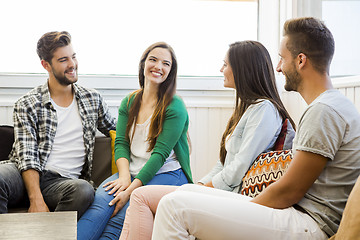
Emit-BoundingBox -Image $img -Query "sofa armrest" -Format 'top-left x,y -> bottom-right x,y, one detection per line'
92,136 -> 112,187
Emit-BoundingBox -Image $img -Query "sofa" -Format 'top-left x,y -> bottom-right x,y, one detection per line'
0,125 -> 113,212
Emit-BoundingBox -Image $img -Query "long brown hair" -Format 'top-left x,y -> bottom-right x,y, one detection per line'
125,42 -> 178,151
219,41 -> 295,164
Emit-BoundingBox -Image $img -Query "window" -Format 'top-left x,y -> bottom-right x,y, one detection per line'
0,0 -> 258,76
322,0 -> 360,77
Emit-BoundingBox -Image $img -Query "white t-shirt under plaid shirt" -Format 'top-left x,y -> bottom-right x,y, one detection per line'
6,82 -> 116,182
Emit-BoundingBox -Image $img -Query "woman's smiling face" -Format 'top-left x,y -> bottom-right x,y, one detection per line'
144,47 -> 172,86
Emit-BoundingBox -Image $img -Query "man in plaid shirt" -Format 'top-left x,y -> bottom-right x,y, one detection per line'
0,31 -> 116,219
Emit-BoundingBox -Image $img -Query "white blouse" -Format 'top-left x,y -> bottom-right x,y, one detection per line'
129,115 -> 181,177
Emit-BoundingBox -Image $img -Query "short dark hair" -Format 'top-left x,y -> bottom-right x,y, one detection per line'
283,17 -> 335,74
36,31 -> 71,63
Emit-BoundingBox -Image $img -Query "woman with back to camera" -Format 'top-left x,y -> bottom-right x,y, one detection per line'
119,40 -> 296,240
77,42 -> 192,240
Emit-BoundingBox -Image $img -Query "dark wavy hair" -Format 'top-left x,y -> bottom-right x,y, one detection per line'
219,41 -> 295,164
36,31 -> 71,63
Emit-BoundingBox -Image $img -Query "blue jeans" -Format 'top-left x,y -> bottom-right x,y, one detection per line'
77,168 -> 188,240
0,163 -> 94,219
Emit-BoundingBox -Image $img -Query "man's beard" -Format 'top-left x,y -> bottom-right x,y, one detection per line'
53,68 -> 78,86
283,65 -> 301,92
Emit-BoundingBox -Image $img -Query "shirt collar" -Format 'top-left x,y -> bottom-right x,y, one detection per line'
40,81 -> 81,107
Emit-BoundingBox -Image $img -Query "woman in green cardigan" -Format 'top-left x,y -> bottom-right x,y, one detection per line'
77,42 -> 192,240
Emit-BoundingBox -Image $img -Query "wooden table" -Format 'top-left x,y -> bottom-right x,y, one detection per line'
0,211 -> 76,240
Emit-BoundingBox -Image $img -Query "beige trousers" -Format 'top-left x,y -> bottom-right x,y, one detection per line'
152,184 -> 327,240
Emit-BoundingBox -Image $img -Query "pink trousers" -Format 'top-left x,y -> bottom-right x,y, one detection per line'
119,185 -> 178,240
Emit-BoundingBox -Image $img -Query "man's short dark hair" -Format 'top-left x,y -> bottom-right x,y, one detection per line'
36,31 -> 71,63
283,17 -> 335,74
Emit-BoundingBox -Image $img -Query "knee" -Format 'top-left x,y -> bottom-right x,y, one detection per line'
0,174 -> 7,197
158,191 -> 183,209
156,191 -> 193,222
0,173 -> 6,190
130,187 -> 147,205
155,191 -> 182,221
177,183 -> 197,192
68,181 -> 94,218
0,164 -> 20,193
70,180 -> 95,205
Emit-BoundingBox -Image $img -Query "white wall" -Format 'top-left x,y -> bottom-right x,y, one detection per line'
281,75 -> 360,126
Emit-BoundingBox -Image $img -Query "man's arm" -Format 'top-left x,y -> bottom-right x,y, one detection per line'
330,175 -> 360,239
251,150 -> 328,209
96,92 -> 117,135
21,169 -> 49,212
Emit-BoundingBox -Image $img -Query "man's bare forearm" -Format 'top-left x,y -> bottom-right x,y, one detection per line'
21,169 -> 49,212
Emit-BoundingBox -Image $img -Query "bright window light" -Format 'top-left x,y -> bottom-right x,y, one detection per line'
322,0 -> 360,77
0,0 -> 258,76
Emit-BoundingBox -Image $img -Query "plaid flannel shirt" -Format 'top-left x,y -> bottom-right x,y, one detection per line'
7,82 -> 116,182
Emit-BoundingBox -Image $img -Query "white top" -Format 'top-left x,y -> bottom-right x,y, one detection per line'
45,97 -> 85,178
129,115 -> 180,177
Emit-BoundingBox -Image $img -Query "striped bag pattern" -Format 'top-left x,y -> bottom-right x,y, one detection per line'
240,150 -> 293,198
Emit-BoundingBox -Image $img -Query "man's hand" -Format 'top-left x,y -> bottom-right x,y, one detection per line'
28,198 -> 50,213
22,169 -> 50,213
204,181 -> 214,188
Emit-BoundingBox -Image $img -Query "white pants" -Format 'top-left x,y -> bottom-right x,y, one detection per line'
152,184 -> 328,240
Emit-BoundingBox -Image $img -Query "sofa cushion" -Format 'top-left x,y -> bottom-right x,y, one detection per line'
109,130 -> 117,174
0,125 -> 14,161
92,136 -> 112,187
240,149 -> 293,198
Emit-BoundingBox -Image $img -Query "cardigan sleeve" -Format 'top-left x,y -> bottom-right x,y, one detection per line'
114,95 -> 132,162
135,96 -> 189,185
